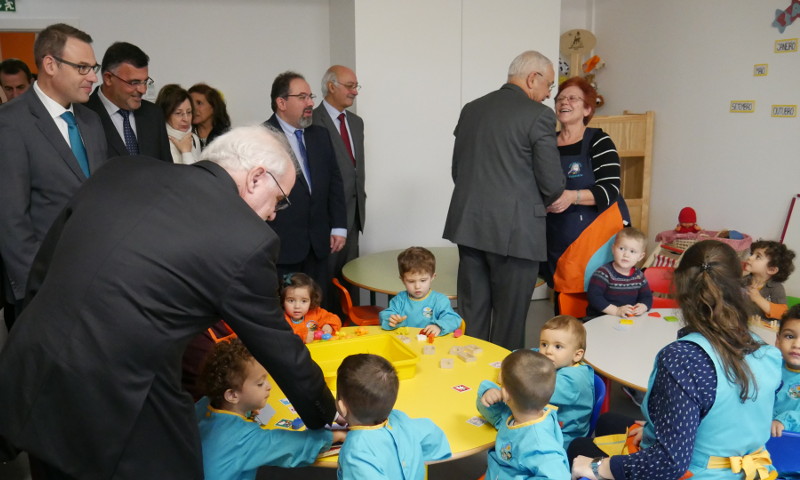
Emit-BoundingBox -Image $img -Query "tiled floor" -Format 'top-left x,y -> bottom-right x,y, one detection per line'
0,299 -> 643,480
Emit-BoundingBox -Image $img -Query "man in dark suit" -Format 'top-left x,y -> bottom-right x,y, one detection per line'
312,65 -> 366,310
264,71 -> 347,303
0,126 -> 337,479
443,50 -> 565,350
0,23 -> 108,328
86,41 -> 172,162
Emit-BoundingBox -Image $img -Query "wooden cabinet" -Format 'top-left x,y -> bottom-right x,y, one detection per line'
587,111 -> 654,236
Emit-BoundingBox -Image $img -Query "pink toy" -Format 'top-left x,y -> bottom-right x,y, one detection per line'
453,328 -> 463,338
314,330 -> 324,340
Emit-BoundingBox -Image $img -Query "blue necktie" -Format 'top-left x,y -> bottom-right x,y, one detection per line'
60,111 -> 90,177
118,109 -> 139,155
293,129 -> 311,187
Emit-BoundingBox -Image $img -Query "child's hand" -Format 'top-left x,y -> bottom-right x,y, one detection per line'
388,314 -> 407,327
422,324 -> 442,336
772,419 -> 785,437
632,303 -> 648,316
616,305 -> 634,317
332,430 -> 347,444
747,285 -> 765,302
305,331 -> 315,344
321,324 -> 333,335
628,420 -> 645,448
480,388 -> 503,407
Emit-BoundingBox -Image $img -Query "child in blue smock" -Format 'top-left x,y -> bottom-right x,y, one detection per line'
379,246 -> 462,336
773,304 -> 800,437
477,349 -> 570,480
537,315 -> 594,449
196,340 -> 345,480
336,353 -> 451,480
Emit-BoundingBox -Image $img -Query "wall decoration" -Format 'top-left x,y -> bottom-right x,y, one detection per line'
730,101 -> 756,113
771,105 -> 797,117
773,0 -> 800,33
775,38 -> 798,52
753,64 -> 768,76
0,1 -> 16,12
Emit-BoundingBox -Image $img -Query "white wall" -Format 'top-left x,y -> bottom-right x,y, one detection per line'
563,0 -> 800,241
1,0 -> 331,126
356,0 -> 561,253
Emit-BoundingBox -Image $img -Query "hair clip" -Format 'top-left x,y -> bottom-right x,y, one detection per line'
700,262 -> 711,272
282,273 -> 294,287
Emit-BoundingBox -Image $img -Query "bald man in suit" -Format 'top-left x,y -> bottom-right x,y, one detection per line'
0,24 -> 107,327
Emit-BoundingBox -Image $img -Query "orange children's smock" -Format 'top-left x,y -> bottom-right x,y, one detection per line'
284,307 -> 342,342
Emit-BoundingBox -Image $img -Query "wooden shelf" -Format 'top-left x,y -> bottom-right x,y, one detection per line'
588,111 -> 654,235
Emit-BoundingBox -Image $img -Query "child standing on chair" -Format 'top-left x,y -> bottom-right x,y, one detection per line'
773,304 -> 800,438
196,339 -> 345,480
477,349 -> 570,479
744,240 -> 795,321
336,353 -> 451,480
537,315 -> 595,449
379,247 -> 462,336
281,273 -> 342,343
586,227 -> 653,318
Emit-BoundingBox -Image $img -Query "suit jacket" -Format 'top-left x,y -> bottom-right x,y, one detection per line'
86,87 -> 172,162
0,157 -> 337,479
264,114 -> 347,264
0,88 -> 108,301
312,104 -> 366,232
443,83 -> 565,261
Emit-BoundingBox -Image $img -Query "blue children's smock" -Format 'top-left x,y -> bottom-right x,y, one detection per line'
476,380 -> 569,480
379,290 -> 461,335
551,362 -> 595,449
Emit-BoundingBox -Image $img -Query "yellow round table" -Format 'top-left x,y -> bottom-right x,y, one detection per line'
263,325 -> 510,467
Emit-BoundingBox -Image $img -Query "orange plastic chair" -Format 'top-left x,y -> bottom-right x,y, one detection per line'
331,278 -> 383,326
558,292 -> 589,318
644,266 -> 679,308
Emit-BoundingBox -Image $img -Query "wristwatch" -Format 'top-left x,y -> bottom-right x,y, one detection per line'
591,456 -> 610,480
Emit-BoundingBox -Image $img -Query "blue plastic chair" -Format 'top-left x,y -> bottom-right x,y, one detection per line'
589,374 -> 607,436
766,430 -> 800,478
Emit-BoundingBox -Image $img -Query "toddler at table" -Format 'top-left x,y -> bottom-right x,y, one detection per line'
281,272 -> 342,343
743,240 -> 795,322
476,349 -> 570,480
336,353 -> 451,480
379,246 -> 462,336
537,315 -> 595,449
195,339 -> 344,480
772,304 -> 800,439
586,227 -> 653,319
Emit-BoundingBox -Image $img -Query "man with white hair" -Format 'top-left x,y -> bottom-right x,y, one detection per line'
0,126 -> 337,479
443,50 -> 565,351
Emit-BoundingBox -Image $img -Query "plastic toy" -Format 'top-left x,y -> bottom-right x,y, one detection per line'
397,335 -> 411,344
291,418 -> 304,430
422,345 -> 436,355
417,334 -> 427,342
355,327 -> 369,336
396,327 -> 409,335
449,346 -> 463,355
647,312 -> 661,317
453,328 -> 463,338
314,330 -> 324,340
455,349 -> 476,363
619,318 -> 634,325
463,345 -> 483,356
321,333 -> 332,341
440,358 -> 454,369
426,333 -> 435,344
675,207 -> 701,234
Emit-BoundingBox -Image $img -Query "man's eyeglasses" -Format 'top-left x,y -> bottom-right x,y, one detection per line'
334,81 -> 361,91
51,55 -> 100,75
108,70 -> 155,89
534,72 -> 555,92
266,171 -> 291,211
555,95 -> 584,104
284,93 -> 316,102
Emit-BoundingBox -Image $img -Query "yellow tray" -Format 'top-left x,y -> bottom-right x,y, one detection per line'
306,333 -> 419,390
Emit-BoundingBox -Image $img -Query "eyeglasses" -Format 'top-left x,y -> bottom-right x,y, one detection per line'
534,72 -> 555,92
108,70 -> 155,89
555,95 -> 584,104
333,81 -> 361,91
284,93 -> 316,102
51,55 -> 100,75
266,170 -> 291,211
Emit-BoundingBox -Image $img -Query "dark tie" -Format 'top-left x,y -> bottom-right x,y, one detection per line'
60,111 -> 90,177
118,109 -> 139,155
338,112 -> 355,166
293,129 -> 311,187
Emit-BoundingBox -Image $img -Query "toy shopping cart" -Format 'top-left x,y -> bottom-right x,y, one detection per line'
644,230 -> 753,269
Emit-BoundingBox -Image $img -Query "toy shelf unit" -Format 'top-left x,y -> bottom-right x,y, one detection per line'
587,111 -> 654,236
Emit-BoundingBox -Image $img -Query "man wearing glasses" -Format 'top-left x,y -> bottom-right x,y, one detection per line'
86,41 -> 172,162
0,23 -> 108,328
313,65 -> 367,314
443,50 -> 565,351
264,71 -> 347,305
